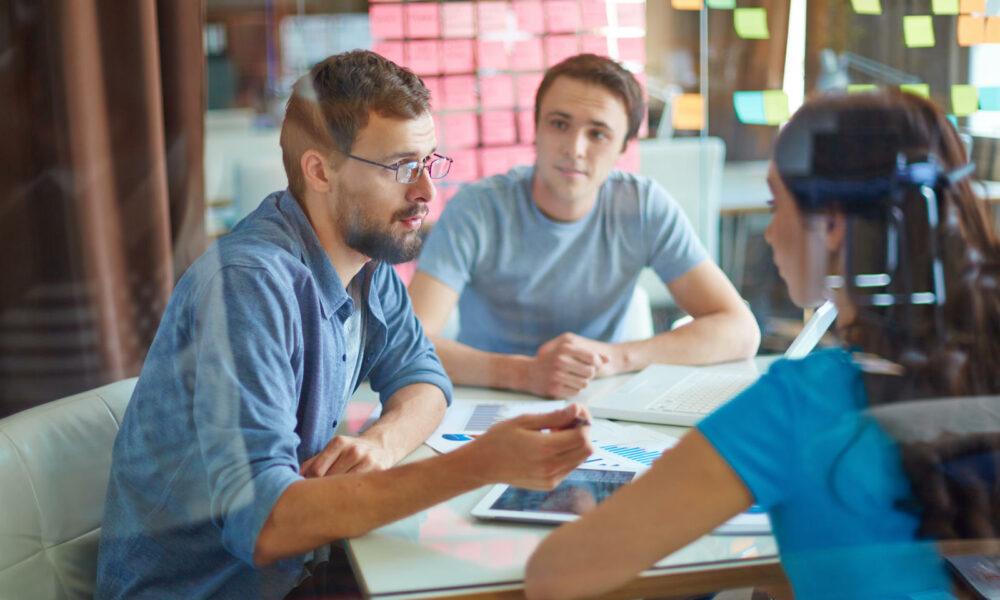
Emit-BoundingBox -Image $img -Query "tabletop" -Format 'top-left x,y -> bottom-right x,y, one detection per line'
344,371 -> 786,600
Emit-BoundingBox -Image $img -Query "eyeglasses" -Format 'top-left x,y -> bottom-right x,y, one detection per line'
344,152 -> 453,184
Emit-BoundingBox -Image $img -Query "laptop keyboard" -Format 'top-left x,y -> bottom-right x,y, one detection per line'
645,372 -> 755,415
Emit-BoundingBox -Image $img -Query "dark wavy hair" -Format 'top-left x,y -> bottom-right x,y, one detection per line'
773,90 -> 1000,539
279,50 -> 430,201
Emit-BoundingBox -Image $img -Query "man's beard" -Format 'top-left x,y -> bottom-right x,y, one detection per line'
342,205 -> 424,265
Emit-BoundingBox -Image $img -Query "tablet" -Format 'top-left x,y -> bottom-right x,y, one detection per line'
470,466 -> 639,525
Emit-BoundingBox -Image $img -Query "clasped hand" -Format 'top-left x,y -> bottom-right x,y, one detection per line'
300,435 -> 396,478
529,333 -> 615,398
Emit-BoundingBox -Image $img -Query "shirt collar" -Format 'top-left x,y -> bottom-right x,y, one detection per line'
276,189 -> 350,320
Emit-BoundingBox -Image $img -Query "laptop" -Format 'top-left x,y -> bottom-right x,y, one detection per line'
588,301 -> 838,426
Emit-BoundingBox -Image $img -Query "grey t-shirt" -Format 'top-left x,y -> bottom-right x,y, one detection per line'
340,274 -> 367,400
417,166 -> 708,355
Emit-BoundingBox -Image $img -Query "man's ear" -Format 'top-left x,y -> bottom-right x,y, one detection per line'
825,211 -> 846,253
301,149 -> 333,193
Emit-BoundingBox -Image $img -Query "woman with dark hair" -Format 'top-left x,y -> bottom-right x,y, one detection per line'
525,90 -> 1000,600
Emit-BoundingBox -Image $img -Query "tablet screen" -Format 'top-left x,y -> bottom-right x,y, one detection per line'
488,468 -> 635,516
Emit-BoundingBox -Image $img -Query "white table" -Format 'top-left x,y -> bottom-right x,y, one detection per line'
345,371 -> 785,600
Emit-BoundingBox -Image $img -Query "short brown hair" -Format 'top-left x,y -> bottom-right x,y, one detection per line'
280,50 -> 430,200
533,54 -> 645,149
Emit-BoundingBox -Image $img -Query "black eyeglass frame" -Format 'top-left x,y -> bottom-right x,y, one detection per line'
343,152 -> 453,184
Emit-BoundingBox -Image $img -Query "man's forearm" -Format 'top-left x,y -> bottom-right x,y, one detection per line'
360,383 -> 448,464
610,307 -> 760,372
254,443 -> 490,565
429,335 -> 533,392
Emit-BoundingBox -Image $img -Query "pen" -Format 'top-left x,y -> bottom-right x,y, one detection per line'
569,416 -> 591,428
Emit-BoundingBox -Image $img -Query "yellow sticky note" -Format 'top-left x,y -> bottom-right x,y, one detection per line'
672,94 -> 704,130
986,16 -> 1000,43
958,15 -> 986,46
932,0 -> 959,14
671,0 -> 702,9
952,85 -> 979,116
734,8 -> 770,39
903,15 -> 936,47
847,84 -> 878,94
960,0 -> 985,13
762,90 -> 790,125
851,0 -> 882,14
900,84 -> 930,98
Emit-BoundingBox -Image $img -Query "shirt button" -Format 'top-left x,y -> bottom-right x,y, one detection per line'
341,354 -> 346,361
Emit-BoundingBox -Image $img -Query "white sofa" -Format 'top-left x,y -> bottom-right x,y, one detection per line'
0,378 -> 136,599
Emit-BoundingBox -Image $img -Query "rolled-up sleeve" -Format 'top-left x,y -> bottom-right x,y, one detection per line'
190,266 -> 305,565
366,264 -> 453,406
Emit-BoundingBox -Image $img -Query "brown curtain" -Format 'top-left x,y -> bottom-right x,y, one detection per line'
0,0 -> 206,417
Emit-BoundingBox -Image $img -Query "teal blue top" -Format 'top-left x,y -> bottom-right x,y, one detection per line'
698,349 -> 953,600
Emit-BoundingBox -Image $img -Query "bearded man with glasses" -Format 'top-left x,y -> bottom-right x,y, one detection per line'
97,50 -> 592,600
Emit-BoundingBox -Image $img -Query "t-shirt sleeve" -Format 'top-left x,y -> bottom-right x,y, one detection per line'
366,264 -> 454,406
415,186 -> 485,293
642,179 -> 709,284
189,266 -> 304,566
696,352 -> 858,509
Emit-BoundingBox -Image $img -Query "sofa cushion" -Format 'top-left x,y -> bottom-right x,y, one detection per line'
0,378 -> 136,600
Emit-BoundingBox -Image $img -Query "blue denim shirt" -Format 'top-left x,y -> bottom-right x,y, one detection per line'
97,190 -> 452,599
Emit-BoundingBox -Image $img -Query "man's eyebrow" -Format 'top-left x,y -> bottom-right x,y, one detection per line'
381,147 -> 438,162
543,110 -> 612,130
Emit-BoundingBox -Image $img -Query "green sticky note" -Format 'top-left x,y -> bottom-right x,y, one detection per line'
931,0 -> 959,14
899,83 -> 930,98
851,0 -> 882,14
847,84 -> 878,93
903,15 -> 936,47
706,0 -> 736,8
762,90 -> 790,124
952,85 -> 979,116
734,8 -> 770,39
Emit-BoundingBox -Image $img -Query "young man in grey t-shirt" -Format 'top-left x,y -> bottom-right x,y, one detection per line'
408,54 -> 760,399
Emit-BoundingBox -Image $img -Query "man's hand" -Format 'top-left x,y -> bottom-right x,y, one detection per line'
465,403 -> 594,490
300,436 -> 396,478
527,333 -> 614,398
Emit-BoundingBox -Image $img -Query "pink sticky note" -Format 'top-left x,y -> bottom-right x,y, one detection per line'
580,34 -> 609,56
443,75 -> 479,110
517,72 -> 545,108
616,143 -> 640,173
441,39 -> 475,73
370,4 -> 405,40
448,149 -> 480,182
404,40 -> 441,75
373,41 -> 405,66
512,37 -> 545,71
442,2 -> 475,38
480,146 -> 532,178
544,35 -> 580,67
617,3 -> 646,29
480,111 -> 518,146
545,1 -> 582,32
405,3 -> 440,39
618,37 -> 646,63
480,74 -> 516,109
478,2 -> 509,35
517,110 -> 536,143
443,112 -> 480,149
581,2 -> 609,29
513,1 -> 546,34
393,262 -> 417,285
422,76 -> 442,109
477,39 -> 510,71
